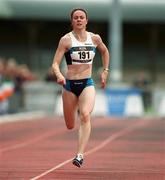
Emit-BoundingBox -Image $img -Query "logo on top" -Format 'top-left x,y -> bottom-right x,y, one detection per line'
78,47 -> 87,51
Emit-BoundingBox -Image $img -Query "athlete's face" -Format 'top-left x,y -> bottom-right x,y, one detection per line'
71,10 -> 88,30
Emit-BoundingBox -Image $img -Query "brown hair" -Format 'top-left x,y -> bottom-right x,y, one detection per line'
70,8 -> 88,20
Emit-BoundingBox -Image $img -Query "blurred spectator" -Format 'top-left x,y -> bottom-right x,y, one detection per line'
11,64 -> 37,113
17,64 -> 37,81
45,67 -> 57,82
133,71 -> 150,90
132,71 -> 151,112
0,57 -> 37,114
0,57 -> 15,114
3,58 -> 17,82
0,58 -> 5,85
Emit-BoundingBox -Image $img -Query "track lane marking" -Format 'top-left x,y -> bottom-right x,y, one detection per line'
49,169 -> 164,173
1,117 -> 108,153
1,127 -> 67,153
30,120 -> 149,180
0,111 -> 46,124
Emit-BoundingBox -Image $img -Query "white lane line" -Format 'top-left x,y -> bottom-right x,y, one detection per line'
51,169 -> 163,173
30,120 -> 149,180
85,120 -> 147,157
1,128 -> 67,153
0,111 -> 46,124
30,158 -> 74,180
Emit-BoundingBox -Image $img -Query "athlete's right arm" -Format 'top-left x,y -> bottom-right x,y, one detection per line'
52,35 -> 69,85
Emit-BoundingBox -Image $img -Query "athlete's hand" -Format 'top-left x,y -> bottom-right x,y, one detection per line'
100,70 -> 108,89
56,75 -> 66,85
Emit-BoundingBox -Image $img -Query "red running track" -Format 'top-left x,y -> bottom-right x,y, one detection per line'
0,116 -> 164,180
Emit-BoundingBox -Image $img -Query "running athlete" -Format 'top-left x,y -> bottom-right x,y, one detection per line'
52,8 -> 110,168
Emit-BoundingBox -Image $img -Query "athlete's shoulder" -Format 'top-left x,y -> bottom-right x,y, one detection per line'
59,32 -> 71,49
60,33 -> 71,43
89,32 -> 102,46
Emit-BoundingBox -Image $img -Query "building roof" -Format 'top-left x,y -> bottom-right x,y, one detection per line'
0,0 -> 165,22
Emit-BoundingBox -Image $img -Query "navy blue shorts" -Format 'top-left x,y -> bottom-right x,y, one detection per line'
63,78 -> 94,97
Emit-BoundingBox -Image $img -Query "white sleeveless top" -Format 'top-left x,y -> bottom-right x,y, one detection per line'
64,32 -> 96,65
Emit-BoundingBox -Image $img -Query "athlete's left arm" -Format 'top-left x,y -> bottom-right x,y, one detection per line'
93,34 -> 110,88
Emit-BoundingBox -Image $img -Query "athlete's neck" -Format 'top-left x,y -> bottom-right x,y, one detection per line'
72,30 -> 87,42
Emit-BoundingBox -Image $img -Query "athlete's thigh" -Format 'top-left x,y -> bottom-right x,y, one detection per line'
62,89 -> 78,126
78,86 -> 96,114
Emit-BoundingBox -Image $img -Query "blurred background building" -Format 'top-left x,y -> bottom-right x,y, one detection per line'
0,0 -> 165,116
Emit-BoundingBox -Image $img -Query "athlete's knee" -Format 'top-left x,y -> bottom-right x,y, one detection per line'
66,124 -> 74,130
80,111 -> 90,122
65,120 -> 75,129
64,115 -> 75,129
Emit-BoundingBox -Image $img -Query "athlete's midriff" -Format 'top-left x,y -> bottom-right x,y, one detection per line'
66,64 -> 92,80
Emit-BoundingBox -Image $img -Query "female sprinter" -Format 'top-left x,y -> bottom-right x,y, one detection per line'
52,8 -> 110,167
